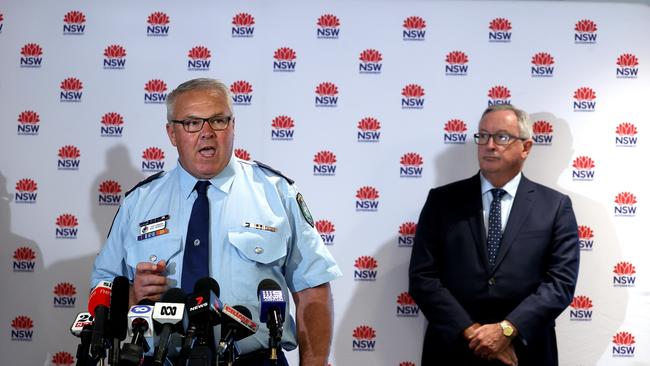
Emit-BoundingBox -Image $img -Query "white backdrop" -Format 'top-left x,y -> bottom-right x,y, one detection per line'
0,1 -> 649,365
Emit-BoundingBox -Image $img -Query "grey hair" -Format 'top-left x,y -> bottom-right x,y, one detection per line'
166,78 -> 232,122
480,104 -> 532,139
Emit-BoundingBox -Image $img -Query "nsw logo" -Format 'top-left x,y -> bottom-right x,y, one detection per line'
147,12 -> 170,36
357,117 -> 381,143
489,18 -> 512,42
56,214 -> 79,239
17,110 -> 40,136
20,43 -> 43,68
315,82 -> 338,107
13,247 -> 36,272
487,85 -> 511,106
234,148 -> 251,161
317,14 -> 340,39
573,87 -> 597,111
142,147 -> 165,172
616,53 -> 639,79
57,145 -> 81,170
98,180 -> 122,206
572,156 -> 595,181
100,112 -> 124,137
230,80 -> 253,106
273,47 -> 296,72
531,52 -> 554,77
532,120 -> 554,145
232,13 -> 255,38
445,51 -> 468,76
313,151 -> 337,176
401,84 -> 425,109
574,19 -> 597,44
613,261 -> 636,287
188,46 -> 211,71
51,352 -> 75,366
315,220 -> 335,245
400,153 -> 423,178
11,316 -> 34,341
403,16 -> 426,41
443,119 -> 468,144
144,79 -> 168,104
612,332 -> 636,358
53,282 -> 77,308
614,192 -> 637,217
396,292 -> 419,317
615,122 -> 637,147
271,115 -> 295,141
60,77 -> 83,102
354,256 -> 378,281
359,49 -> 383,74
569,295 -> 593,321
356,186 -> 379,212
398,222 -> 416,247
578,225 -> 594,251
352,325 -> 376,351
103,45 -> 126,70
14,178 -> 38,204
63,11 -> 85,35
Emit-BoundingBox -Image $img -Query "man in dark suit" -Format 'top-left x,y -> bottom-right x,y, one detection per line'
408,105 -> 579,366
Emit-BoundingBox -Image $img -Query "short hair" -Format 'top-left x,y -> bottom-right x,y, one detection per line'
166,78 -> 232,122
480,104 -> 532,139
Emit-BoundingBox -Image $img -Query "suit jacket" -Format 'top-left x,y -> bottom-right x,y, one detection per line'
408,173 -> 579,366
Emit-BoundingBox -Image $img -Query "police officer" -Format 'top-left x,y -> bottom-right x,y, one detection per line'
91,78 -> 341,365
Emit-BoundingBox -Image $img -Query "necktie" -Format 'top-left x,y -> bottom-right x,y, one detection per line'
487,188 -> 506,266
181,180 -> 211,293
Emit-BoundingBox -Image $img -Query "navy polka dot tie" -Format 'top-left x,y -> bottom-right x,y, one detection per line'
181,180 -> 211,293
487,188 -> 506,266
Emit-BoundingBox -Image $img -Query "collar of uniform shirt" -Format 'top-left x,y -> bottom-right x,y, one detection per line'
177,156 -> 237,199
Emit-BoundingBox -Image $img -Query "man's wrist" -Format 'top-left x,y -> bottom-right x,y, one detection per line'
500,320 -> 517,338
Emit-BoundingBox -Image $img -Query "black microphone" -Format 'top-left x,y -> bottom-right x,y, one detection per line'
109,276 -> 130,366
119,300 -> 154,366
218,305 -> 258,365
88,281 -> 113,362
70,312 -> 94,366
257,279 -> 286,363
181,277 -> 222,366
152,288 -> 187,366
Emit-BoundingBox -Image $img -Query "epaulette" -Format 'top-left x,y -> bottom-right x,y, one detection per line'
254,160 -> 294,185
124,171 -> 165,198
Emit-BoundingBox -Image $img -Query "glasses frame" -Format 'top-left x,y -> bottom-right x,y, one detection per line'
170,115 -> 233,133
473,132 -> 527,146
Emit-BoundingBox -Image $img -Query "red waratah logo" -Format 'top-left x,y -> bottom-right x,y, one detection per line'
188,46 -> 211,60
313,151 -> 337,176
142,147 -> 165,161
101,112 -> 124,126
14,247 -> 36,261
233,12 -> 255,26
357,117 -> 381,142
144,79 -> 168,103
614,192 -> 638,216
614,261 -> 636,276
64,11 -> 85,24
444,119 -> 468,133
271,115 -> 295,141
572,156 -> 595,169
613,332 -> 635,346
615,122 -> 638,147
401,84 -> 425,109
488,85 -> 511,105
52,352 -> 75,366
99,180 -> 122,195
17,110 -> 40,135
315,82 -> 339,107
21,43 -> 43,57
396,291 -> 420,316
54,282 -> 77,297
570,295 -> 593,310
272,115 -> 295,129
612,332 -> 636,357
231,80 -> 253,106
616,53 -> 639,78
446,51 -> 468,64
400,153 -> 423,166
104,45 -> 126,58
58,145 -> 80,159
359,49 -> 383,71
397,292 -> 415,306
489,18 -> 512,42
316,220 -> 335,245
403,16 -> 426,40
12,316 -> 34,330
234,148 -> 251,161
148,12 -> 169,25
400,153 -> 423,177
356,186 -> 379,201
273,47 -> 297,72
578,225 -> 594,240
317,14 -> 340,39
532,120 -> 554,142
352,325 -> 376,340
399,222 -> 417,236
531,52 -> 555,76
575,20 -> 597,43
355,256 -> 378,270
56,214 -> 78,228
574,87 -> 596,101
61,77 -> 83,91
147,12 -> 170,36
15,179 -> 37,192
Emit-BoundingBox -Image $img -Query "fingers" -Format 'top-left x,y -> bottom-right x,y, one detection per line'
133,260 -> 168,303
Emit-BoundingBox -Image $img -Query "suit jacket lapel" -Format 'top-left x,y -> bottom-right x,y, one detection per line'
467,174 -> 490,272
492,174 -> 536,271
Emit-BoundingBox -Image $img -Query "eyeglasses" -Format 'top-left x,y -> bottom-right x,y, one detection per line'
473,132 -> 526,145
170,115 -> 233,133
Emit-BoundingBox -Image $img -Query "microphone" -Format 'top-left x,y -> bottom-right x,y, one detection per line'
119,301 -> 154,366
88,281 -> 112,362
109,276 -> 130,366
218,305 -> 258,365
152,288 -> 187,366
258,279 -> 286,363
181,277 -> 222,366
70,312 -> 94,366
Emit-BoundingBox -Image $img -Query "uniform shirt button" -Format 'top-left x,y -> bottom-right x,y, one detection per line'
254,247 -> 264,254
488,277 -> 496,286
149,255 -> 157,262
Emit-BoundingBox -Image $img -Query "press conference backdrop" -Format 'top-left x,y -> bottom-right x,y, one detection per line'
1,1 -> 649,365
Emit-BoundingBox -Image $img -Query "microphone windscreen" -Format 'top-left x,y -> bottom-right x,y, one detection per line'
232,305 -> 253,320
110,276 -> 130,340
193,277 -> 220,297
257,278 -> 281,298
88,282 -> 112,316
160,287 -> 187,303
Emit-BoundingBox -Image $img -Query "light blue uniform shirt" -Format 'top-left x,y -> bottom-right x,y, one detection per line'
91,156 -> 342,354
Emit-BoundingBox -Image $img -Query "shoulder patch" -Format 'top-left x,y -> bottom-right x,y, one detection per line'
124,171 -> 165,198
254,160 -> 294,185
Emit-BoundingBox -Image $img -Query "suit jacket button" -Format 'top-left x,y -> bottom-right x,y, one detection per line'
488,277 -> 496,286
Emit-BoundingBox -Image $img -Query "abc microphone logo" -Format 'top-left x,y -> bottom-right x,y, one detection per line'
159,305 -> 179,316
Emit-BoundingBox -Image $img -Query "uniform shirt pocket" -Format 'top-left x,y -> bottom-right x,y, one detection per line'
125,235 -> 182,270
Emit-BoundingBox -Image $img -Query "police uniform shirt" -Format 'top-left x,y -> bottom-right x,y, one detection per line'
91,156 -> 342,354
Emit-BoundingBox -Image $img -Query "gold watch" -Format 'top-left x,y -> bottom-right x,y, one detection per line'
500,321 -> 514,337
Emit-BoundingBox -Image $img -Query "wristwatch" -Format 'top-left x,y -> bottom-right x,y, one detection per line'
500,321 -> 514,337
